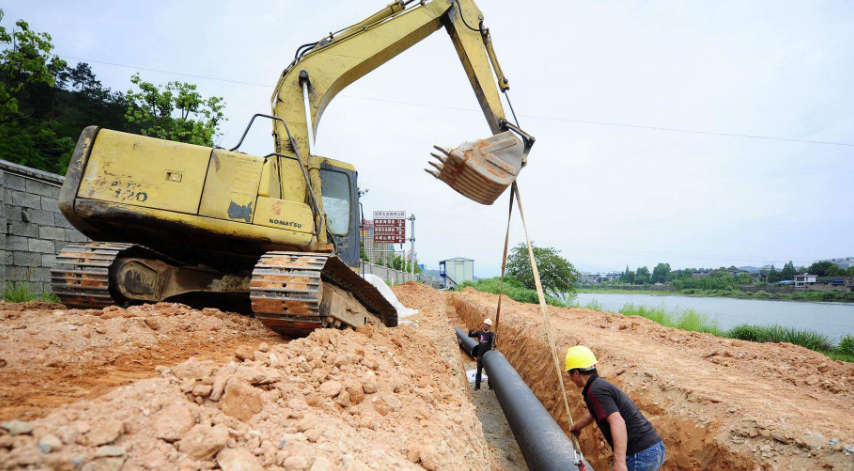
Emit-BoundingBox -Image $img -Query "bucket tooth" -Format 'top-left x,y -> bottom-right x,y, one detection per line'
428,161 -> 444,172
425,169 -> 440,178
429,152 -> 447,163
432,145 -> 452,156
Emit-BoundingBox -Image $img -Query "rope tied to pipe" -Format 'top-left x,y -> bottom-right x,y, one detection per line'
494,182 -> 585,460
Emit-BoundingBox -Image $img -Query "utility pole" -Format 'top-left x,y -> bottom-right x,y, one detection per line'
408,214 -> 416,279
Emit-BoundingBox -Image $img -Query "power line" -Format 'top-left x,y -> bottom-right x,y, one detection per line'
58,53 -> 854,147
58,54 -> 271,88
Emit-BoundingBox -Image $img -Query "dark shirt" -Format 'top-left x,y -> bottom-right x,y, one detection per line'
582,372 -> 661,455
467,330 -> 495,356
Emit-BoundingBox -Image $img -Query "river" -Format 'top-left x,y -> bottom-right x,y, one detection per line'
575,292 -> 854,342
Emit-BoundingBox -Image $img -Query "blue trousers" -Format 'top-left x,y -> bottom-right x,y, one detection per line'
623,441 -> 665,471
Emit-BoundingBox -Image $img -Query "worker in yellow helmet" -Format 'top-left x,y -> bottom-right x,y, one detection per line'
566,346 -> 665,471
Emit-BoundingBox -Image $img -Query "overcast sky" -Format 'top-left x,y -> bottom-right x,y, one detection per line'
6,0 -> 853,276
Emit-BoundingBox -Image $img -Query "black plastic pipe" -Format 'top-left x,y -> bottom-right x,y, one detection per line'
455,327 -> 592,471
455,327 -> 478,356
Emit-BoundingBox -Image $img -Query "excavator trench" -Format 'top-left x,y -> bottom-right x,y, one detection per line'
449,288 -> 854,471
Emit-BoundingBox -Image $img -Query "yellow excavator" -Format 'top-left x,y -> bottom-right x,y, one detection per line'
52,0 -> 534,336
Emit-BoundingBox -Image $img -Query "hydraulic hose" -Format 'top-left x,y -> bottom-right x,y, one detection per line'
455,327 -> 592,471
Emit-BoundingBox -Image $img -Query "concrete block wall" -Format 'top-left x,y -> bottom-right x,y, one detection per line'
0,159 -> 88,294
360,261 -> 440,288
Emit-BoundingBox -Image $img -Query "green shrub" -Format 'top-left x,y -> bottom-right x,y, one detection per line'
585,299 -> 603,311
728,324 -> 762,342
838,335 -> 854,357
726,324 -> 834,353
2,282 -> 59,303
752,291 -> 773,300
458,277 -> 567,307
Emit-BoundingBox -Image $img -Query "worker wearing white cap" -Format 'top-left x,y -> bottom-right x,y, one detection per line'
467,318 -> 495,391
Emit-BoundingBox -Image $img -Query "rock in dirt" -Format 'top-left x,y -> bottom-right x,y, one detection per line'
37,434 -> 63,452
221,380 -> 263,422
283,455 -> 309,470
216,447 -> 264,471
235,345 -> 255,362
94,445 -> 125,457
318,380 -> 342,397
177,423 -> 229,460
86,419 -> 123,446
0,420 -> 33,436
153,403 -> 195,442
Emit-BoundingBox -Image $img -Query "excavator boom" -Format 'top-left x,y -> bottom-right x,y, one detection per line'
271,0 -> 534,209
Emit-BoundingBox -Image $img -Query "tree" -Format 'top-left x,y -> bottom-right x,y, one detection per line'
124,74 -> 226,147
621,265 -> 635,284
651,263 -> 671,284
0,10 -> 65,121
635,266 -> 651,285
780,261 -> 796,281
506,243 -> 578,294
767,266 -> 780,284
807,261 -> 843,277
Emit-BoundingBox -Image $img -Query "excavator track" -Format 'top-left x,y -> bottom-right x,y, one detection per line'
50,242 -> 133,308
250,252 -> 397,336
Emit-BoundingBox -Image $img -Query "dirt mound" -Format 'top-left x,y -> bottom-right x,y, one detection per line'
0,302 -> 282,422
393,282 -> 446,313
0,302 -> 492,471
451,291 -> 854,471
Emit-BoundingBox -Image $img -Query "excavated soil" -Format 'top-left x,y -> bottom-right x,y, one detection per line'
6,283 -> 850,470
450,288 -> 854,471
0,289 -> 493,471
0,301 -> 283,423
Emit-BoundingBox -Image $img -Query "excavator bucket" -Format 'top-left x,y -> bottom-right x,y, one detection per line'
426,131 -> 526,205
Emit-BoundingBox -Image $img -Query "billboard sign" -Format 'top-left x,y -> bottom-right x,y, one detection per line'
373,211 -> 406,244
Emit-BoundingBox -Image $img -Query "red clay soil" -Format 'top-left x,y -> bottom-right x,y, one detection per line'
450,288 -> 854,471
0,301 -> 283,422
0,291 -> 493,471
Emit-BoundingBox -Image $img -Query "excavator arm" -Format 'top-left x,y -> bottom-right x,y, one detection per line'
271,0 -> 533,212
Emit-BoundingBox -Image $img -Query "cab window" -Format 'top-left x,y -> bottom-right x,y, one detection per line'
319,169 -> 351,236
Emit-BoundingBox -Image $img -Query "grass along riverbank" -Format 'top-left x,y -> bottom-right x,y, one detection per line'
581,301 -> 854,363
457,278 -> 567,307
458,280 -> 854,362
578,287 -> 854,303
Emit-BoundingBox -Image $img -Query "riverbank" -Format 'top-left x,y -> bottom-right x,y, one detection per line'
579,287 -> 854,303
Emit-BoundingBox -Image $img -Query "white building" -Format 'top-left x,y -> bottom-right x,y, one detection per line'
794,273 -> 817,288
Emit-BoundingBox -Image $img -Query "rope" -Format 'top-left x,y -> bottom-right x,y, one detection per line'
510,182 -> 582,452
492,183 -> 515,343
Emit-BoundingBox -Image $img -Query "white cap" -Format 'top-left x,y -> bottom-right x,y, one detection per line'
483,318 -> 493,326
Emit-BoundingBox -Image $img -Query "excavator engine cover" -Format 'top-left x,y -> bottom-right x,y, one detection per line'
428,131 -> 524,205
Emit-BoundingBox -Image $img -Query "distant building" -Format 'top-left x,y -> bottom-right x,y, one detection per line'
439,258 -> 474,289
819,257 -> 854,270
579,272 -> 598,284
794,273 -> 817,288
691,270 -> 711,279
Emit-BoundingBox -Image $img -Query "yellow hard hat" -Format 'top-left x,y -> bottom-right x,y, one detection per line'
565,345 -> 597,372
